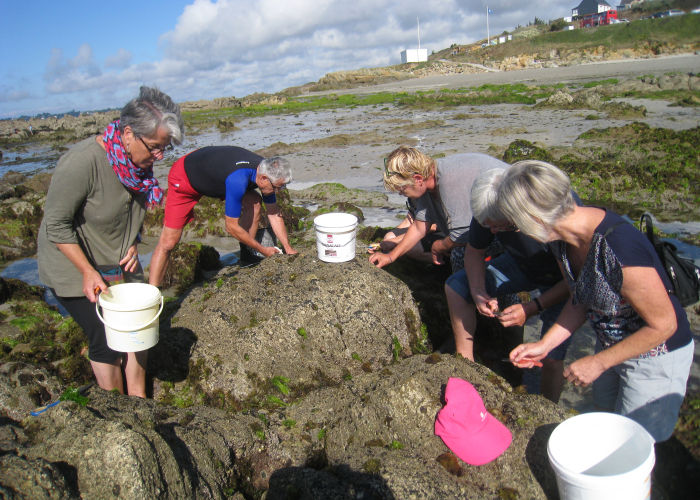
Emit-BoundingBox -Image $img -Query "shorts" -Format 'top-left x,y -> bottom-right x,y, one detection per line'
593,339 -> 694,442
52,292 -> 122,364
164,153 -> 202,229
445,252 -> 570,360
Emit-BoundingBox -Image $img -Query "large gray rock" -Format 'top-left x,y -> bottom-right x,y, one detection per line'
4,355 -> 567,499
17,387 -> 258,500
0,454 -> 77,499
2,170 -> 27,186
0,363 -> 61,422
150,254 -> 421,401
259,354 -> 566,499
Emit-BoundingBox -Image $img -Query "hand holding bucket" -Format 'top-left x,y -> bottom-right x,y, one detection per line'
95,283 -> 163,352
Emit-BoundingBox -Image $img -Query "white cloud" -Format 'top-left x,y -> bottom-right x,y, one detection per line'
104,48 -> 133,69
0,89 -> 32,103
9,0 -> 572,117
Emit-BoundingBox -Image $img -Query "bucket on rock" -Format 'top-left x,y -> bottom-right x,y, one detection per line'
547,413 -> 655,500
314,212 -> 358,263
96,283 -> 163,352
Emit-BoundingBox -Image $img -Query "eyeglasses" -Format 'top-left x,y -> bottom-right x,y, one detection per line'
272,182 -> 287,193
483,221 -> 518,232
138,136 -> 173,158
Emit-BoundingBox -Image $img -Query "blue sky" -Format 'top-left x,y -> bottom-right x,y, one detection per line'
0,1 -> 573,118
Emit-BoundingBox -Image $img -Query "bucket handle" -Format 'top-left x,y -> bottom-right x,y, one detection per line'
315,235 -> 356,248
95,296 -> 164,332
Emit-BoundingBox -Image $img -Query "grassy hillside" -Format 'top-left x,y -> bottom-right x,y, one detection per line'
448,14 -> 700,63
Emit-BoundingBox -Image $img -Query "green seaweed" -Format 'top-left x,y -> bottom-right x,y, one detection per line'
362,459 -> 382,474
389,440 -> 404,450
272,375 -> 290,395
59,385 -> 89,406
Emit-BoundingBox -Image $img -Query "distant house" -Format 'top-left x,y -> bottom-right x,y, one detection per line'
572,0 -> 612,17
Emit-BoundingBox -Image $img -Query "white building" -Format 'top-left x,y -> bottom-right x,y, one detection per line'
401,49 -> 428,63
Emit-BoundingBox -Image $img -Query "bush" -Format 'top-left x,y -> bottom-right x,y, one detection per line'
550,19 -> 569,32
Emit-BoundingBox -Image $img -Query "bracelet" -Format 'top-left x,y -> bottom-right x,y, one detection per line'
533,297 -> 543,313
388,254 -> 394,263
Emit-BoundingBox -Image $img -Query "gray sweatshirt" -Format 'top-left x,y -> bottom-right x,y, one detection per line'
413,153 -> 507,244
38,137 -> 146,297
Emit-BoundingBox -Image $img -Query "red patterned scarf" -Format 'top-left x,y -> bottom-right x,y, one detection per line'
102,120 -> 163,207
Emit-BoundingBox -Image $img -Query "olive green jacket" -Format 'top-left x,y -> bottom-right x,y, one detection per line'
38,137 -> 146,297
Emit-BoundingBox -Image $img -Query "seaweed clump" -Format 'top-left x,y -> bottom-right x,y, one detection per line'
502,139 -> 554,164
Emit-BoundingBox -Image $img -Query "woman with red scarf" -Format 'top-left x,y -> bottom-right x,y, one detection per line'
38,86 -> 184,398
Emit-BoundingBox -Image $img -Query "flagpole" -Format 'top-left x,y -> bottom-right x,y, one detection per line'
417,17 -> 420,50
487,7 -> 490,46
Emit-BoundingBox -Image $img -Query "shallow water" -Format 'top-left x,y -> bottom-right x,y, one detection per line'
0,258 -> 66,315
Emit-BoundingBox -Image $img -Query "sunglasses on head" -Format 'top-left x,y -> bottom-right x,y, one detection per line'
383,157 -> 402,178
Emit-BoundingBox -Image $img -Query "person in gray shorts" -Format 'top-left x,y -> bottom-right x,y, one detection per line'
369,146 -> 504,270
445,168 -> 573,403
503,160 -> 694,442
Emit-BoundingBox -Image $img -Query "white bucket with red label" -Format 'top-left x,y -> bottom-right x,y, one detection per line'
314,213 -> 358,263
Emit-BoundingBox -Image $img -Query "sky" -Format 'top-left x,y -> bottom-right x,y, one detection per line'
0,0 -> 574,118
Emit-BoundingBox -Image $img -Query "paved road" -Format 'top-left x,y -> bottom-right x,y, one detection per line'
306,53 -> 699,96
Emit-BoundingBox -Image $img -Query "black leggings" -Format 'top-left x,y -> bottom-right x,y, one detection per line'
52,291 -> 122,364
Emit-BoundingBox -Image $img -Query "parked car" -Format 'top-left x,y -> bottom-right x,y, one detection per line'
619,18 -> 630,23
666,10 -> 686,16
691,8 -> 700,14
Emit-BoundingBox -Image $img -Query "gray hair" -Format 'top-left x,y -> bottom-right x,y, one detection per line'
119,85 -> 185,145
258,157 -> 292,184
497,160 -> 575,243
470,168 -> 507,224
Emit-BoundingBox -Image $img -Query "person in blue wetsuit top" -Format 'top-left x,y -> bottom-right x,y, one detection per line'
149,146 -> 297,286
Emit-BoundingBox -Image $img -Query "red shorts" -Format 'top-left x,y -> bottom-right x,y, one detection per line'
163,153 -> 202,229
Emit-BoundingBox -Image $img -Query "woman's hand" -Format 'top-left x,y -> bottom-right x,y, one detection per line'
83,268 -> 107,303
473,293 -> 498,318
369,252 -> 394,268
120,243 -> 139,273
510,342 -> 548,368
563,355 -> 607,387
497,303 -> 529,327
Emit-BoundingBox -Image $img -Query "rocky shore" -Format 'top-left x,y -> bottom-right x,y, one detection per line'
1,58 -> 700,499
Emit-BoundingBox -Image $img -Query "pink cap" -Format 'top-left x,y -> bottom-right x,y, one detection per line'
435,377 -> 512,466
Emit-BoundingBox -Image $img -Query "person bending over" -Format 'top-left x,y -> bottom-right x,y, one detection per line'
149,146 -> 297,286
445,168 -> 574,402
369,146 -> 503,271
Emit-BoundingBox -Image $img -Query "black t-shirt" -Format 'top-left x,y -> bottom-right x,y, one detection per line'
589,211 -> 692,352
469,217 -> 563,286
184,146 -> 264,199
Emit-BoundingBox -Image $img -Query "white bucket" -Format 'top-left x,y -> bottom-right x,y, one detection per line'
548,413 -> 655,500
314,212 -> 358,263
96,283 -> 163,352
